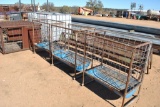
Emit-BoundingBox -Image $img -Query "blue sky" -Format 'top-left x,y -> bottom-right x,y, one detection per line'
1,0 -> 160,10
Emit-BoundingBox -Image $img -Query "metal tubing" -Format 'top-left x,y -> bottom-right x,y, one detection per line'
82,31 -> 87,85
101,31 -> 106,65
91,34 -> 95,68
121,49 -> 135,107
32,24 -> 35,53
74,33 -> 78,79
124,95 -> 138,107
150,48 -> 153,69
138,44 -> 152,94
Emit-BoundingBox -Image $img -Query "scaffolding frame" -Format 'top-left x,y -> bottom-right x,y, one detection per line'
82,30 -> 152,107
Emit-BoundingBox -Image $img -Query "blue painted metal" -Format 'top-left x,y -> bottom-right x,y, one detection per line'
86,65 -> 139,98
36,42 -> 91,71
125,89 -> 136,98
53,50 -> 91,71
53,49 -> 69,58
35,42 -> 49,49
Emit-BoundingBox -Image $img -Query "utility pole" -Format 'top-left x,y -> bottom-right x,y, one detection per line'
33,0 -> 36,12
47,0 -> 49,12
31,0 -> 33,12
19,0 -> 21,12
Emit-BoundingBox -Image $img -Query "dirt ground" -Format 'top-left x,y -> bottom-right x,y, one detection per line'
0,50 -> 160,107
72,15 -> 160,29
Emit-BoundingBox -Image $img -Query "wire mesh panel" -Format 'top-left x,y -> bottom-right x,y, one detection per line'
90,29 -> 153,73
83,30 -> 152,107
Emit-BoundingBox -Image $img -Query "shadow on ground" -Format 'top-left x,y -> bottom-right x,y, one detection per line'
35,49 -> 121,107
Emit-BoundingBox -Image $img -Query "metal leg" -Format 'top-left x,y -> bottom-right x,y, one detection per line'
121,95 -> 126,107
33,45 -> 36,54
137,85 -> 142,95
147,49 -> 153,74
124,95 -> 138,107
82,71 -> 85,86
147,60 -> 150,74
123,85 -> 142,107
51,54 -> 53,66
149,50 -> 153,69
73,66 -> 76,80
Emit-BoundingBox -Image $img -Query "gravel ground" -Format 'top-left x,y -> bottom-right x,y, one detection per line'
0,50 -> 160,107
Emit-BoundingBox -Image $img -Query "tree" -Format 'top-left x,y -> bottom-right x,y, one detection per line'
130,2 -> 136,11
71,6 -> 79,14
60,5 -> 71,13
96,0 -> 103,13
139,5 -> 143,13
41,2 -> 55,11
86,0 -> 104,14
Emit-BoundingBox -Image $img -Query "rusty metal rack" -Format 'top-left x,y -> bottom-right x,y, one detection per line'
32,19 -> 53,52
63,29 -> 153,74
31,19 -> 95,79
50,23 -> 95,79
31,18 -> 68,64
0,20 -> 40,54
81,30 -> 152,107
90,30 -> 153,74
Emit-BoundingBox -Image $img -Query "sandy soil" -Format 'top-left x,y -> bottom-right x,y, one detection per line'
72,15 -> 160,29
0,50 -> 160,107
